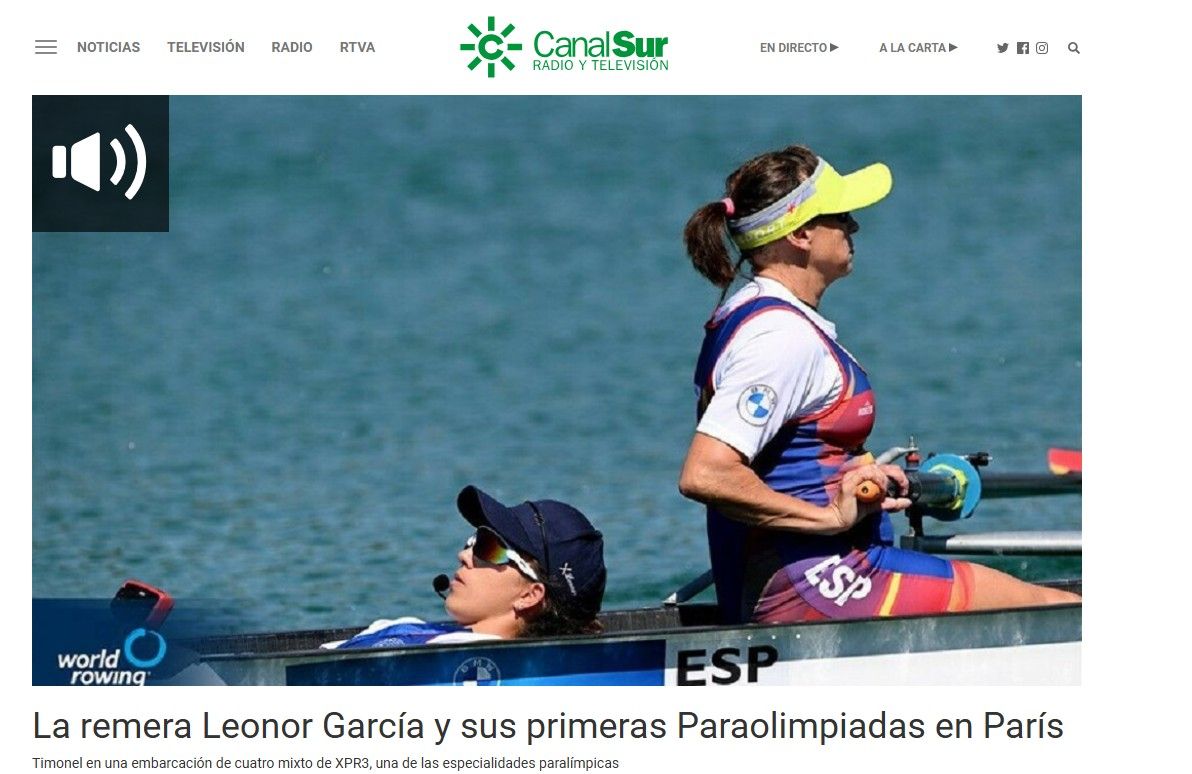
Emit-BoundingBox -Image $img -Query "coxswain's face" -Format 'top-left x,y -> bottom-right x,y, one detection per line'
444,540 -> 538,632
805,212 -> 859,281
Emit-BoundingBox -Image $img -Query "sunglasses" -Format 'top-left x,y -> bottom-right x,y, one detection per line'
465,526 -> 541,582
815,211 -> 854,226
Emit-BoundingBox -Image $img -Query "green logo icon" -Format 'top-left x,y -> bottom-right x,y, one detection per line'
460,17 -> 523,78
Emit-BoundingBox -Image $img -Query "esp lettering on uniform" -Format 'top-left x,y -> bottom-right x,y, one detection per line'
676,645 -> 778,685
803,554 -> 872,606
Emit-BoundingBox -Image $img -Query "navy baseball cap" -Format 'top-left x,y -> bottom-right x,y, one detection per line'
456,486 -> 606,617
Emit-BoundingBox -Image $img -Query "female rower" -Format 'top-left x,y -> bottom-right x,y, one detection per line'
677,144 -> 1080,625
330,486 -> 607,648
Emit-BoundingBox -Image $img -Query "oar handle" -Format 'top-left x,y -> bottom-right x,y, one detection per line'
856,480 -> 888,503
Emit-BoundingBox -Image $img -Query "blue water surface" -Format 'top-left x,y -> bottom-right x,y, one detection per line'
33,97 -> 1080,630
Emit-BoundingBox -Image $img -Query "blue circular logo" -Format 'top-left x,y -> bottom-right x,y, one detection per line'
123,628 -> 167,669
737,384 -> 777,426
453,657 -> 500,685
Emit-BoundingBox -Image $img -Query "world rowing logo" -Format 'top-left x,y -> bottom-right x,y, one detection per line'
123,628 -> 168,669
55,628 -> 167,685
459,17 -> 523,78
737,385 -> 777,426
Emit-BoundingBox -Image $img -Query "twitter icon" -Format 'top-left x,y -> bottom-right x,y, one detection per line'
997,43 -> 1009,53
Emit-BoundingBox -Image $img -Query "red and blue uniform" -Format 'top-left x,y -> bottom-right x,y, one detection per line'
694,295 -> 973,624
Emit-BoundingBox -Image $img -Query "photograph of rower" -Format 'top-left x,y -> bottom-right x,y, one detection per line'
33,97 -> 1080,683
679,146 -> 1081,624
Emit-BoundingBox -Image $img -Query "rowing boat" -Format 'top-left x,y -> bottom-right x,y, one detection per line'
191,580 -> 1080,686
29,449 -> 1082,686
134,450 -> 1082,686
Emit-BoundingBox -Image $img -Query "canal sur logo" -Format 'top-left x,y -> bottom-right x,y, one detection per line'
460,16 -> 671,76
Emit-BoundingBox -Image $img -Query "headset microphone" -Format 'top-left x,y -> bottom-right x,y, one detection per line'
433,574 -> 450,599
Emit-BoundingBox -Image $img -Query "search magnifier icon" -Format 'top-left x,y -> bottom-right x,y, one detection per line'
1068,42 -> 1080,53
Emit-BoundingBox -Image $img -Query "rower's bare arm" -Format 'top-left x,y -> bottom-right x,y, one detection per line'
679,432 -> 853,534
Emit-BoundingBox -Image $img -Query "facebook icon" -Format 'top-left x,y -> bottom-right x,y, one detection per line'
1017,42 -> 1030,54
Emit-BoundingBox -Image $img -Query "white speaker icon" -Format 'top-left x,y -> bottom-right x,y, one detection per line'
51,124 -> 147,200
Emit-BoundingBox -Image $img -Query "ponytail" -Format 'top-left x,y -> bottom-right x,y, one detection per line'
683,200 -> 740,288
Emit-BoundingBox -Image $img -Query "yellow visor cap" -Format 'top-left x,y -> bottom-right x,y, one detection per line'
728,159 -> 893,250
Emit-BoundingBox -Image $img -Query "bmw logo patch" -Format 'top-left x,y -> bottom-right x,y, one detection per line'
453,657 -> 501,686
737,385 -> 777,426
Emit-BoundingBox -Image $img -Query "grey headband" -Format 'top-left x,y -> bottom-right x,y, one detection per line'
726,158 -> 826,234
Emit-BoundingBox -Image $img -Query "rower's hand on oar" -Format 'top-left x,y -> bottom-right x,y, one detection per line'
838,465 -> 913,527
877,464 -> 913,511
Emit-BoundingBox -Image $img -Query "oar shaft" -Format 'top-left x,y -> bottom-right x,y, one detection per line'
857,471 -> 1080,503
980,473 -> 1081,498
